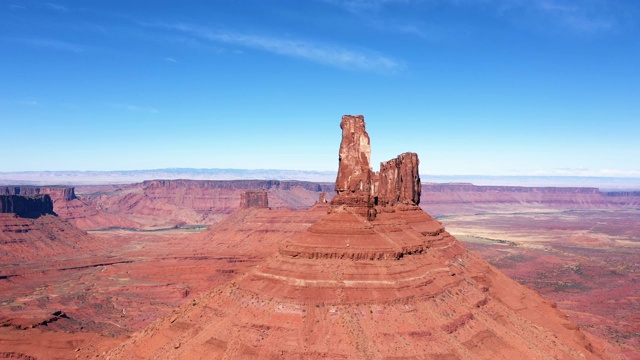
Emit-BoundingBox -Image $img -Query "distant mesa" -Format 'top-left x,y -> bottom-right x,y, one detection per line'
240,190 -> 268,209
1,185 -> 77,202
0,194 -> 55,219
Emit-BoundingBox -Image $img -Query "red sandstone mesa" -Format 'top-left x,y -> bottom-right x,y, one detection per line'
76,180 -> 333,230
0,194 -> 54,218
105,115 -> 612,359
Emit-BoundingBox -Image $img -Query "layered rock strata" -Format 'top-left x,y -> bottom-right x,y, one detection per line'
105,115 -> 610,359
1,186 -> 76,202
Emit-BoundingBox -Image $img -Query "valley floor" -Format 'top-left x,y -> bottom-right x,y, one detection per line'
0,208 -> 638,359
437,209 -> 640,359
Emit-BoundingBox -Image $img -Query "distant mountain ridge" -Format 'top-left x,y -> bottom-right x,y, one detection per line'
1,168 -> 639,189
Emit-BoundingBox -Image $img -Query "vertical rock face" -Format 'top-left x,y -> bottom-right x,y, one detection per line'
332,115 -> 374,207
1,186 -> 76,202
0,194 -> 55,218
240,190 -> 268,209
331,115 -> 421,215
378,152 -> 421,206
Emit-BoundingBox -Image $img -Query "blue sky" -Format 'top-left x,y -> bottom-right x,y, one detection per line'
2,0 -> 639,177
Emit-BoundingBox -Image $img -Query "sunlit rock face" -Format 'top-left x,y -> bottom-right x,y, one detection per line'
378,152 -> 421,207
105,114 -> 611,360
331,114 -> 420,220
332,115 -> 375,208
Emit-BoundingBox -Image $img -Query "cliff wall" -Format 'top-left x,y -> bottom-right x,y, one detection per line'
0,194 -> 55,218
1,186 -> 76,202
78,180 -> 334,230
421,183 -> 640,216
142,179 -> 332,192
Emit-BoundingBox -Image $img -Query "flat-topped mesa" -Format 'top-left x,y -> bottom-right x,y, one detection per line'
331,115 -> 375,209
239,190 -> 268,209
0,194 -> 55,219
378,152 -> 421,207
1,186 -> 76,202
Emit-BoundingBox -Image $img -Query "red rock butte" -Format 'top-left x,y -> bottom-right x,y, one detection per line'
240,190 -> 269,209
106,115 -> 611,359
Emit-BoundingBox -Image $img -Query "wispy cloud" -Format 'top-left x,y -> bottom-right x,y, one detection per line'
9,4 -> 26,10
323,0 -> 411,13
18,100 -> 38,106
162,23 -> 402,73
530,0 -> 615,33
46,2 -> 68,12
324,0 -> 623,35
164,57 -> 178,63
17,38 -> 83,53
111,103 -> 159,114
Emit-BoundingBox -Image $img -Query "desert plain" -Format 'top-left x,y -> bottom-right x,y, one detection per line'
0,117 -> 638,359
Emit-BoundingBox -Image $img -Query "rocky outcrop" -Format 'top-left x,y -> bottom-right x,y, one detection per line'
0,195 -> 55,219
239,190 -> 268,208
77,180 -> 334,230
1,186 -> 76,202
0,186 -> 139,230
332,115 -> 375,208
378,152 -> 421,206
105,114 -> 611,360
331,115 -> 421,218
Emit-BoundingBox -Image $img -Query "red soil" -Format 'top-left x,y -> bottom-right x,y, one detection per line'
105,206 -> 610,359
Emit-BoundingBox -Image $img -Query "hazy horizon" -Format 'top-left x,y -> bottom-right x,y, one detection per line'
2,168 -> 640,190
2,1 -> 639,177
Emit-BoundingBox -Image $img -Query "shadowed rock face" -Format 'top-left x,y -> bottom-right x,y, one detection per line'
0,194 -> 55,219
239,190 -> 268,208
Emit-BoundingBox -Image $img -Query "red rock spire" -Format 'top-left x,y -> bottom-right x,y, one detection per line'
331,115 -> 421,217
332,115 -> 374,205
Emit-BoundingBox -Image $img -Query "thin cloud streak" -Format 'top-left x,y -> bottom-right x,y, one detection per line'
322,0 -> 411,13
111,103 -> 160,114
532,0 -> 615,33
45,2 -> 68,12
17,38 -> 84,53
16,100 -> 39,106
164,24 -> 403,73
324,0 -> 623,35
